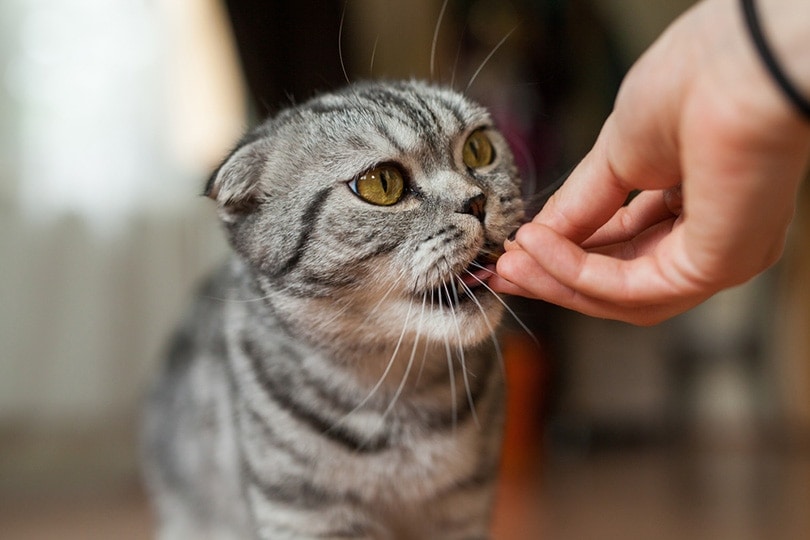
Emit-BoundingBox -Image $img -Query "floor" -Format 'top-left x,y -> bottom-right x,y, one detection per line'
492,445 -> 810,540
2,444 -> 808,540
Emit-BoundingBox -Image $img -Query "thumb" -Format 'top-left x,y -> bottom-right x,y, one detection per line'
533,118 -> 631,244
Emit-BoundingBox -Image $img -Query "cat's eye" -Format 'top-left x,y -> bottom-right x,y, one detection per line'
462,129 -> 495,169
349,164 -> 406,206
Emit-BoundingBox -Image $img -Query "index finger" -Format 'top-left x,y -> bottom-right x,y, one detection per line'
503,222 -> 711,320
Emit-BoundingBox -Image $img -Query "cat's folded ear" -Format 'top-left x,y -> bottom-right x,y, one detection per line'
204,137 -> 267,220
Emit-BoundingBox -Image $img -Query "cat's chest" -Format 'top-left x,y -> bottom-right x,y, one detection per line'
302,419 -> 485,502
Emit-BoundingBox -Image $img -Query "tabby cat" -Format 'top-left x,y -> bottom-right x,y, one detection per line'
142,80 -> 524,540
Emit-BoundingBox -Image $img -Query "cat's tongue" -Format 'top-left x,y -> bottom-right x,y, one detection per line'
461,264 -> 496,289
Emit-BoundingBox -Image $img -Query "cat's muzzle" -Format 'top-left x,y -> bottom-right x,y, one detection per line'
433,248 -> 503,309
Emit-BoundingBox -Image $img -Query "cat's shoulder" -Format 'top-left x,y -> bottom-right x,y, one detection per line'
161,259 -> 243,372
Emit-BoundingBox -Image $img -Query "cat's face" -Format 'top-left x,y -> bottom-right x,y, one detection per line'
208,80 -> 523,349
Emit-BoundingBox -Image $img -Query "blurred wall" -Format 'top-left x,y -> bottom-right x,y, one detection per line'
0,0 -> 241,493
1,0 -> 807,503
774,185 -> 810,439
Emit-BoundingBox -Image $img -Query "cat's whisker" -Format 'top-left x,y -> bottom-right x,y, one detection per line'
430,0 -> 450,81
445,279 -> 479,429
414,289 -> 434,387
201,293 -> 242,303
513,168 -> 572,218
449,24 -> 466,91
338,1 -> 352,86
457,273 -> 504,376
503,132 -> 539,199
465,25 -> 518,93
228,293 -> 278,304
468,259 -> 499,275
332,291 -> 416,434
357,267 -> 410,330
530,168 -> 573,211
214,282 -> 274,303
382,292 -> 427,420
369,34 -> 380,77
436,280 -> 458,431
466,270 -> 539,347
317,298 -> 356,330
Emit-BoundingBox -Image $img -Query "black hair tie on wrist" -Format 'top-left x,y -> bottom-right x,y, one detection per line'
741,0 -> 810,121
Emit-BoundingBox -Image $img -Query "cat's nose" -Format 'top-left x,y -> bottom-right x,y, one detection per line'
459,193 -> 487,223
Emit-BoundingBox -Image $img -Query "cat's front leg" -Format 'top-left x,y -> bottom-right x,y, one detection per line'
421,475 -> 498,540
247,482 -> 384,540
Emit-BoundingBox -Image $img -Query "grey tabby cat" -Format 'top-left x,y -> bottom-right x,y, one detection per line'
142,80 -> 524,540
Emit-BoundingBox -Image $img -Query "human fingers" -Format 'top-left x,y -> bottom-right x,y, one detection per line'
490,250 -> 576,300
513,223 -> 656,304
532,2 -> 696,243
581,186 -> 683,249
534,99 -> 683,246
513,222 -> 707,306
532,124 -> 631,244
494,244 -> 703,325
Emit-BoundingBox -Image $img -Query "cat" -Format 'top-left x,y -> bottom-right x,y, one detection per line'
141,79 -> 524,540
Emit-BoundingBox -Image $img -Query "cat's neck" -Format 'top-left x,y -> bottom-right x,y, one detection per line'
228,260 -> 493,404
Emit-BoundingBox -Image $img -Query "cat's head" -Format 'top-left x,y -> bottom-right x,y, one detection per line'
207,80 -> 523,349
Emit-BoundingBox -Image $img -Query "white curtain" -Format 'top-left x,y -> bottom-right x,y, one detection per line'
0,0 -> 244,435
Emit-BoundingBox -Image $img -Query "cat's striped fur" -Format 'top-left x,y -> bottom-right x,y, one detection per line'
142,80 -> 524,539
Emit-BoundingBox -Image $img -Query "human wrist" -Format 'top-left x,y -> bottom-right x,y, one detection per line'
742,0 -> 810,119
753,0 -> 810,98
698,0 -> 810,142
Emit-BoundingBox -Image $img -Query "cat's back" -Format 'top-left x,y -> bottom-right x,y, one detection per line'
141,260 -> 251,539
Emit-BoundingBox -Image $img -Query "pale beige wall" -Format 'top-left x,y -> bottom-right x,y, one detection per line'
589,0 -> 698,62
775,185 -> 810,438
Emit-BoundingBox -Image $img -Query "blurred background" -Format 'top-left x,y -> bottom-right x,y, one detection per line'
1,0 -> 808,538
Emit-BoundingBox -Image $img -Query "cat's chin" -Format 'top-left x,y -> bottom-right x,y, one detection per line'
413,293 -> 505,347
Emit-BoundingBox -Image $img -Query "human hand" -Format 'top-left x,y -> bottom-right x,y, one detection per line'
491,0 -> 810,325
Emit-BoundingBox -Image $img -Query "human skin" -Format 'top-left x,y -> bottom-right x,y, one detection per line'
491,0 -> 810,325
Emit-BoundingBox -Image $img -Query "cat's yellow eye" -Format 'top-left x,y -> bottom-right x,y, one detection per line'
462,129 -> 495,169
351,164 -> 406,206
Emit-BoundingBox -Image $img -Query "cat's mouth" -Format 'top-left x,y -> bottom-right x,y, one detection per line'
428,248 -> 502,309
